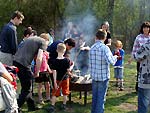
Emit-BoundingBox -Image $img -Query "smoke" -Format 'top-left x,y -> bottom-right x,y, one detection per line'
62,0 -> 98,45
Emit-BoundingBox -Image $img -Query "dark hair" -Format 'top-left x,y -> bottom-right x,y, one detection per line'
140,21 -> 150,34
96,29 -> 107,40
32,30 -> 37,36
64,38 -> 76,47
49,28 -> 54,33
11,10 -> 24,20
23,27 -> 32,37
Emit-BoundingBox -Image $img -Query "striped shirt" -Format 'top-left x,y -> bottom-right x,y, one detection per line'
89,40 -> 117,81
132,34 -> 150,58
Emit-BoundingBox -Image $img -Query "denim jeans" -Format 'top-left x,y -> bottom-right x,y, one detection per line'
138,87 -> 150,113
91,79 -> 109,113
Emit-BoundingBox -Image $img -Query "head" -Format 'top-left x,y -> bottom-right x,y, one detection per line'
11,11 -> 24,26
49,28 -> 54,36
95,29 -> 107,41
115,40 -> 123,49
23,27 -> 33,38
57,43 -> 66,54
40,33 -> 50,46
64,38 -> 76,50
67,22 -> 73,30
140,21 -> 150,35
32,30 -> 37,36
100,21 -> 109,31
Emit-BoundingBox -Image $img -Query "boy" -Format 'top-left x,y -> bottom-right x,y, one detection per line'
47,43 -> 72,113
112,40 -> 125,91
89,29 -> 117,113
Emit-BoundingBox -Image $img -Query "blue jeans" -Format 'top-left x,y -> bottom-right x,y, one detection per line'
91,79 -> 109,113
138,87 -> 150,113
114,68 -> 123,79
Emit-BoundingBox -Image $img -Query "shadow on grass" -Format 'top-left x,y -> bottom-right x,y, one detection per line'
106,91 -> 137,107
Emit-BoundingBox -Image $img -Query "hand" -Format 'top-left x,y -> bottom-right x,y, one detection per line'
34,72 -> 39,78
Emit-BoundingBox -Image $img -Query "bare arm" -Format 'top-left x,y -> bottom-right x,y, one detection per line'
0,62 -> 13,82
34,49 -> 43,77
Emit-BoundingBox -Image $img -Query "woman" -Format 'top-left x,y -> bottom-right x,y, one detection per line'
128,21 -> 150,92
100,21 -> 111,46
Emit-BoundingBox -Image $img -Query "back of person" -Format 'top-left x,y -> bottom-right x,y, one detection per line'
51,58 -> 70,81
14,36 -> 47,68
47,40 -> 63,60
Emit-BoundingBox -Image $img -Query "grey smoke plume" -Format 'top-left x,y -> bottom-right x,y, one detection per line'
62,0 -> 98,45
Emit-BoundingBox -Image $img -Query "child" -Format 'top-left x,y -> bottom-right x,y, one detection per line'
113,40 -> 125,91
47,43 -> 72,112
34,33 -> 52,104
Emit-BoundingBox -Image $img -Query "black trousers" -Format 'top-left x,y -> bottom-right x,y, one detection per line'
13,61 -> 35,110
136,62 -> 140,92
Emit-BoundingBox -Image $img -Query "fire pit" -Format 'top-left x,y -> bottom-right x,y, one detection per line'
69,75 -> 92,106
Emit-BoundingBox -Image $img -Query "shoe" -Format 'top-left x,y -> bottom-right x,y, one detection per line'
28,106 -> 41,111
18,108 -> 22,113
46,105 -> 55,113
119,87 -> 124,91
60,104 -> 67,111
45,99 -> 50,103
39,100 -> 45,105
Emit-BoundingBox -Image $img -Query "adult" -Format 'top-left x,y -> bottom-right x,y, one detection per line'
128,21 -> 150,92
89,29 -> 117,113
48,28 -> 55,46
100,21 -> 111,46
0,11 -> 24,65
18,27 -> 33,48
13,34 -> 49,112
134,40 -> 150,113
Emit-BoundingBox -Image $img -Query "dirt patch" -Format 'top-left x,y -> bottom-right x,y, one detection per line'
118,103 -> 137,111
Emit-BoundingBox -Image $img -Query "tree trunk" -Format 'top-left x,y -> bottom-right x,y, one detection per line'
107,0 -> 115,35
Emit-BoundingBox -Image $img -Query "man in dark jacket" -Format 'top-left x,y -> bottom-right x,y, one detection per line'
0,11 -> 24,65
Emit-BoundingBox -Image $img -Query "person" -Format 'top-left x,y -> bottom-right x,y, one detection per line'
133,40 -> 150,113
13,34 -> 49,112
34,33 -> 52,105
18,27 -> 33,48
100,21 -> 111,46
48,28 -> 55,46
112,40 -> 125,91
47,38 -> 76,64
0,11 -> 24,65
47,43 -> 73,112
128,21 -> 150,92
62,22 -> 73,41
75,37 -> 90,76
47,38 -> 75,97
0,62 -> 18,113
89,29 -> 117,113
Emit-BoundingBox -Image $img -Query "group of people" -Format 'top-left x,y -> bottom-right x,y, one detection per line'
0,10 -> 76,113
0,10 -> 150,113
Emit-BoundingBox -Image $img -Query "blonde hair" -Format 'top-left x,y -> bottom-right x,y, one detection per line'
115,40 -> 123,48
57,43 -> 66,53
40,33 -> 49,41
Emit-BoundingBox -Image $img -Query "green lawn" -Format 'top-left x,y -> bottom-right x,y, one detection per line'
18,55 -> 142,113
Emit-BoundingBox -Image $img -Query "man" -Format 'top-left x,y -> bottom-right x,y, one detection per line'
89,29 -> 117,113
13,34 -> 49,112
0,11 -> 24,65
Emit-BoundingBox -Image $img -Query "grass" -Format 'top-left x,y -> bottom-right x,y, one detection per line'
18,54 -> 141,113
